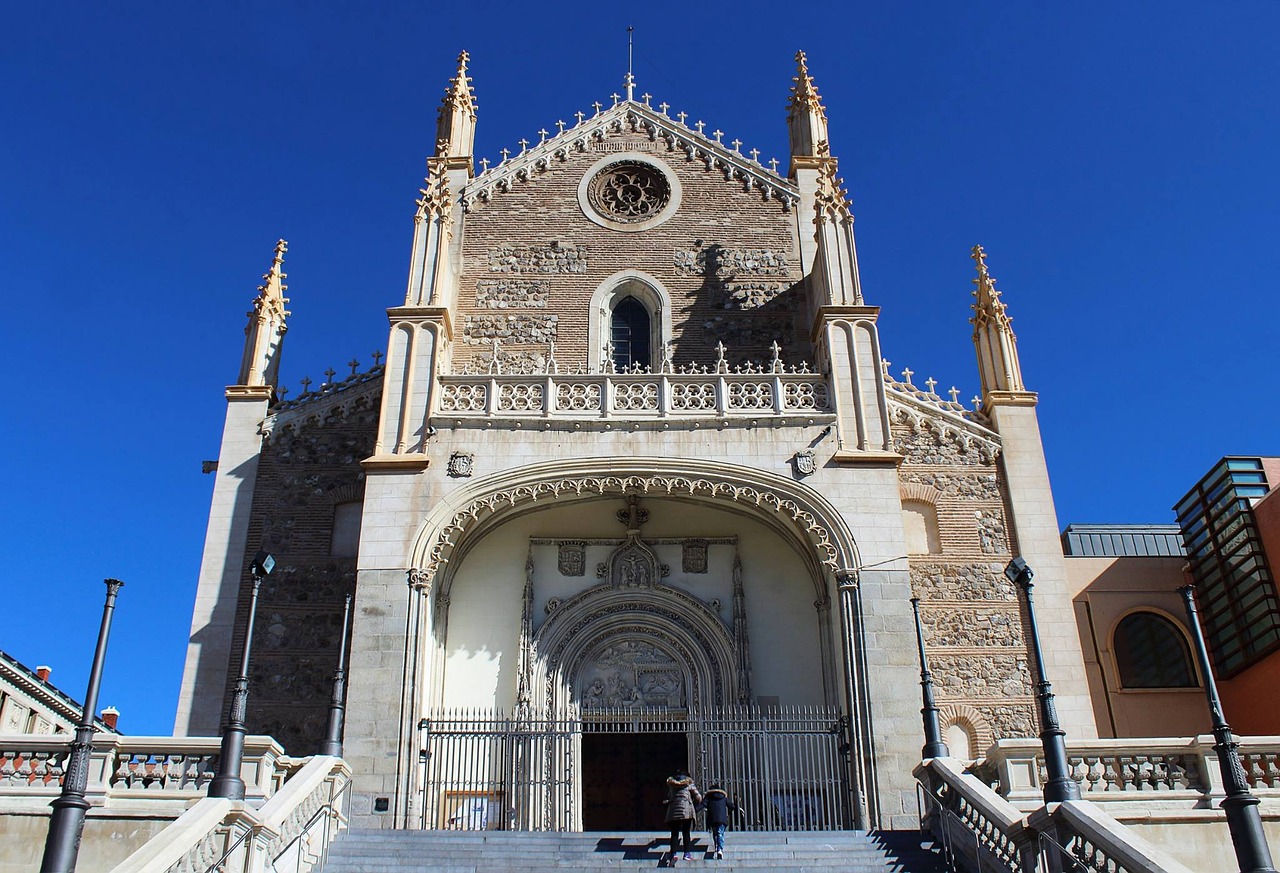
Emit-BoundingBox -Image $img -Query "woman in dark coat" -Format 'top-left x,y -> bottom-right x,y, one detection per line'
662,769 -> 702,865
697,783 -> 742,860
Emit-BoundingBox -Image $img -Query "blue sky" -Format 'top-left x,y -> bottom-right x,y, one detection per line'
2,3 -> 1277,737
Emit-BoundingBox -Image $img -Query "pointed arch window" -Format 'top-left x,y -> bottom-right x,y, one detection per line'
610,296 -> 651,371
1114,612 -> 1197,689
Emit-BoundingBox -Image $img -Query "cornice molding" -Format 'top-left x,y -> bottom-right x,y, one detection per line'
461,102 -> 798,213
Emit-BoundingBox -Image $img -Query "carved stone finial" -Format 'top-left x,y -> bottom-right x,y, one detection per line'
731,138 -> 742,151
518,138 -> 529,152
715,341 -> 728,374
371,350 -> 383,367
925,376 -> 937,394
969,244 -> 1026,395
592,101 -> 603,115
770,341 -> 783,373
658,101 -> 669,114
610,92 -> 621,106
788,49 -> 830,160
556,119 -> 566,133
238,239 -> 291,387
349,358 -> 360,375
641,92 -> 652,106
435,50 -> 477,163
677,111 -> 687,124
574,111 -> 586,124
694,120 -> 705,134
712,129 -> 724,143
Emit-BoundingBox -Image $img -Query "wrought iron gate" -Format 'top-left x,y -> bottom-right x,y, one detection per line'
418,706 -> 851,831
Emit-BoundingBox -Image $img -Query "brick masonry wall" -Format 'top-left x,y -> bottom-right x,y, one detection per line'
893,421 -> 1038,746
223,387 -> 380,754
458,129 -> 810,370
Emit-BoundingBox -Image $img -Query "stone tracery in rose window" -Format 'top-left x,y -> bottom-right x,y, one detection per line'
587,162 -> 672,222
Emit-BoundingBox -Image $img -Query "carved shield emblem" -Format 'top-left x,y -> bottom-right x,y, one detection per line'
558,541 -> 586,577
447,451 -> 474,478
793,450 -> 817,477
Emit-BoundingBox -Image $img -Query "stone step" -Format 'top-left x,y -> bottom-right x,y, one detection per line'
319,829 -> 944,873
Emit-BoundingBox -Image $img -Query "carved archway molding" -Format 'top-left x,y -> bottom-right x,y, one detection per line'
408,457 -> 861,596
535,582 -> 740,712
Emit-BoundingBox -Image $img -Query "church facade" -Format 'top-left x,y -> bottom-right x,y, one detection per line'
175,52 -> 1097,831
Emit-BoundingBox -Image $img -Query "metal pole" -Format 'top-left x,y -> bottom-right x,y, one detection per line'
910,597 -> 949,759
1007,558 -> 1081,803
40,578 -> 123,873
1179,585 -> 1278,873
319,594 -> 353,756
209,562 -> 267,799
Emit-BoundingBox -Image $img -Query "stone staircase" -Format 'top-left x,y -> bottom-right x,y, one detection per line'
318,829 -> 946,872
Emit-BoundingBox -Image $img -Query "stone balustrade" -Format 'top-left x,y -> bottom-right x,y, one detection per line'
977,735 -> 1280,812
916,757 -> 1196,873
0,734 -> 288,812
108,755 -> 350,873
437,372 -> 831,420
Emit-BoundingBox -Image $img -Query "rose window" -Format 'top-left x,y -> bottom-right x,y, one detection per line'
587,162 -> 672,223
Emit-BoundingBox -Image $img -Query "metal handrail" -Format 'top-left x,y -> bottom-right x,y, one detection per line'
201,822 -> 254,873
197,776 -> 351,873
1034,830 -> 1092,873
271,777 -> 352,873
917,780 -> 977,873
915,778 -> 1025,873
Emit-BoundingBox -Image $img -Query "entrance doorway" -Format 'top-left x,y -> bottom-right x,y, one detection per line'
582,731 -> 687,831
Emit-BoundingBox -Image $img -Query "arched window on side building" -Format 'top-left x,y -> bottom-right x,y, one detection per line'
1113,612 -> 1197,689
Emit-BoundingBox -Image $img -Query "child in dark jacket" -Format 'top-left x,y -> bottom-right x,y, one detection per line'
696,783 -> 742,860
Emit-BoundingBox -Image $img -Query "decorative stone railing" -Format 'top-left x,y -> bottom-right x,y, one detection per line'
109,755 -> 350,873
976,735 -> 1280,812
0,734 -> 287,810
437,372 -> 831,419
916,757 -> 1195,873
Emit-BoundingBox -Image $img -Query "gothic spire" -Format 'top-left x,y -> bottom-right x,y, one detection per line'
237,239 -> 290,388
970,245 -> 1027,397
788,50 -> 830,160
435,50 -> 477,168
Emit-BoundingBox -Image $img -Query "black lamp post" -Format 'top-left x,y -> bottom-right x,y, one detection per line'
910,597 -> 949,759
40,578 -> 123,873
209,551 -> 273,800
1179,585 -> 1278,873
1005,557 -> 1080,803
318,594 -> 353,757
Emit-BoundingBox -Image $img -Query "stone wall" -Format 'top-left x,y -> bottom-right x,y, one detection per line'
896,420 -> 1036,751
223,387 -> 380,754
457,127 -> 809,370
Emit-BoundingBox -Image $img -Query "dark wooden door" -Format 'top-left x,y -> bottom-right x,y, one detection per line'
582,732 -> 687,831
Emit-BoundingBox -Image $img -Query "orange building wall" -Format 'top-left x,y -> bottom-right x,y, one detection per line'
1219,483 -> 1280,735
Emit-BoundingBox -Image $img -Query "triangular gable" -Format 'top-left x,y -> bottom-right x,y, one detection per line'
884,379 -> 1002,459
461,100 -> 798,212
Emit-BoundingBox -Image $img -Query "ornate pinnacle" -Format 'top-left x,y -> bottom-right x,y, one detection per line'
254,239 -> 290,319
970,244 -> 1012,332
436,50 -> 477,161
789,50 -> 827,116
443,50 -> 476,112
